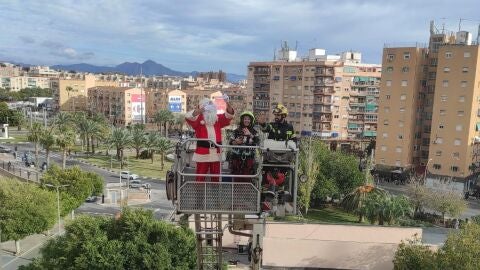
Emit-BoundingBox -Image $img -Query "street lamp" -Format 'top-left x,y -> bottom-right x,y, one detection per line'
45,184 -> 70,235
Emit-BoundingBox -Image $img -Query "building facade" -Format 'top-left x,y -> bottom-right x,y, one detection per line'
375,21 -> 480,191
247,48 -> 381,141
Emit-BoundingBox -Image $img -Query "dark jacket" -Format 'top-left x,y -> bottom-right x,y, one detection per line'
260,121 -> 296,141
229,126 -> 259,157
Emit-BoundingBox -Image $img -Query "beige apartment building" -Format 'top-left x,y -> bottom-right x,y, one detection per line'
375,21 -> 480,191
247,48 -> 381,142
0,76 -> 51,91
52,74 -> 118,111
87,86 -> 145,126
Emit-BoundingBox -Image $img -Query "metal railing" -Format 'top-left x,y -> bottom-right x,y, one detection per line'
0,161 -> 41,183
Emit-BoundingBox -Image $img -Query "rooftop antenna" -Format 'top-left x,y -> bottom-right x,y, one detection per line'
458,18 -> 464,31
295,41 -> 298,50
273,48 -> 276,61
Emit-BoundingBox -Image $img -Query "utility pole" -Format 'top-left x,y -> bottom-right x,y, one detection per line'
45,184 -> 70,235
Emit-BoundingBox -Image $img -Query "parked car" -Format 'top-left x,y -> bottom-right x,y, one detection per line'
0,146 -> 12,153
120,171 -> 139,180
129,180 -> 142,188
85,196 -> 97,203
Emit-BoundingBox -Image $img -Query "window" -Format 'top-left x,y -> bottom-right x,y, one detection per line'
396,147 -> 402,153
461,81 -> 467,88
453,152 -> 460,159
456,125 -> 463,131
442,80 -> 449,87
436,151 -> 442,156
433,164 -> 441,170
386,95 -> 391,100
380,158 -> 385,164
459,96 -> 465,102
403,52 -> 410,60
435,137 -> 443,144
445,52 -> 452,58
395,160 -> 401,166
386,80 -> 392,87
386,67 -> 393,73
462,67 -> 469,73
454,139 -> 461,146
440,109 -> 446,115
441,95 -> 447,101
413,145 -> 419,151
382,133 -> 388,138
399,121 -> 404,127
458,110 -> 464,116
451,166 -> 459,172
464,52 -> 471,58
381,145 -> 387,151
443,67 -> 450,73
383,120 -> 389,125
387,54 -> 395,61
439,124 -> 444,129
384,106 -> 390,113
402,66 -> 409,73
401,80 -> 408,86
399,107 -> 405,113
400,94 -> 406,100
398,134 -> 403,139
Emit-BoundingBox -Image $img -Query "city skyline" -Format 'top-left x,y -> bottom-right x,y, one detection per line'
0,0 -> 479,74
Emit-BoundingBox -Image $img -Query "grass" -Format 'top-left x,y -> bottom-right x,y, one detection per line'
78,153 -> 172,180
270,206 -> 363,225
0,134 -> 29,143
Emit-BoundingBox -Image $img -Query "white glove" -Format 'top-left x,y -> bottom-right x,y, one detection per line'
222,93 -> 230,102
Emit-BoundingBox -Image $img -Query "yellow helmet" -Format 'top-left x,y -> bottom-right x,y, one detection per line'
273,104 -> 288,115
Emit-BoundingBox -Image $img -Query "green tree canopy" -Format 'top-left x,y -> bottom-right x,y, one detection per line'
0,178 -> 56,241
41,165 -> 104,215
20,208 -> 196,270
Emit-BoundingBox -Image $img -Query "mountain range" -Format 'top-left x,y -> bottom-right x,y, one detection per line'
50,60 -> 246,82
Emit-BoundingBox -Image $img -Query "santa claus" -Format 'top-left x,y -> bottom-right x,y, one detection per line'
185,96 -> 234,181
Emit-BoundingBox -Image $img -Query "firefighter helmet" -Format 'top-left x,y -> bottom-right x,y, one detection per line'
240,111 -> 255,124
272,104 -> 288,115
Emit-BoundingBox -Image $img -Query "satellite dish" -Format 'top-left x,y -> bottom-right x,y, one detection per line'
299,174 -> 307,183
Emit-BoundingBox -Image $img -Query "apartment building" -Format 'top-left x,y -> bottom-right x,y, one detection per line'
87,86 -> 145,126
0,76 -> 51,91
51,74 -> 118,111
247,46 -> 381,141
375,21 -> 480,191
28,66 -> 59,77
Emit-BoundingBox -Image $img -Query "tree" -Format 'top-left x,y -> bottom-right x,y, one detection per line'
393,235 -> 437,270
173,113 -> 186,133
0,178 -> 56,254
10,110 -> 26,130
41,165 -> 104,215
153,110 -> 174,137
27,122 -> 43,167
393,223 -> 480,270
55,127 -> 76,169
108,127 -> 132,168
53,111 -> 72,131
341,184 -> 386,222
427,190 -> 467,223
65,86 -> 77,111
298,137 -> 320,214
40,127 -> 55,166
406,182 -> 433,216
362,194 -> 411,225
130,123 -> 146,159
20,208 -> 196,270
156,137 -> 173,169
145,132 -> 159,164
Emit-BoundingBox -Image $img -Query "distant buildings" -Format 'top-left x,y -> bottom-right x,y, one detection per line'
247,44 -> 381,144
375,20 -> 480,193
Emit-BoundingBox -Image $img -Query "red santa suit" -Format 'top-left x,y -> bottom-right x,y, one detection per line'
185,110 -> 233,181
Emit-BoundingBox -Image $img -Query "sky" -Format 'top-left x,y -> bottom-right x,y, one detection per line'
0,0 -> 479,74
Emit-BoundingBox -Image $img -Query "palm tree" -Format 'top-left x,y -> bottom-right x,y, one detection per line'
145,132 -> 159,164
56,127 -> 76,169
27,122 -> 43,167
53,111 -> 72,131
130,123 -> 146,159
153,110 -> 174,137
65,86 -> 77,112
156,137 -> 173,169
40,127 -> 55,166
341,184 -> 386,223
362,194 -> 411,225
107,127 -> 132,169
91,113 -> 110,148
174,113 -> 186,133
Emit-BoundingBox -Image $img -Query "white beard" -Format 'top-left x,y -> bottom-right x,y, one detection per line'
204,110 -> 218,125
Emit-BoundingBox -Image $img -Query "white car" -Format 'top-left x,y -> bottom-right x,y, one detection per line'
129,180 -> 142,188
120,171 -> 139,180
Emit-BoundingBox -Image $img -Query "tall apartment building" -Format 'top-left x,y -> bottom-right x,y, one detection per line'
247,46 -> 381,142
51,74 -> 118,111
375,21 -> 480,191
87,86 -> 144,126
0,76 -> 51,91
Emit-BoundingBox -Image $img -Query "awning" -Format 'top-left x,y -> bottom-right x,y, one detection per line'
363,131 -> 377,137
476,122 -> 480,131
366,104 -> 377,110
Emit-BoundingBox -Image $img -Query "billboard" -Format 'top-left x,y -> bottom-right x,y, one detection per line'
131,94 -> 145,121
214,96 -> 226,113
168,95 -> 182,113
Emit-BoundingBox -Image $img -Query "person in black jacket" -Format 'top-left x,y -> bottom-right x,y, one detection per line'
229,111 -> 259,182
256,104 -> 296,142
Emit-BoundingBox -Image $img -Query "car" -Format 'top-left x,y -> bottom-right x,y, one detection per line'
85,196 -> 97,203
129,180 -> 142,188
0,146 -> 12,153
120,171 -> 139,180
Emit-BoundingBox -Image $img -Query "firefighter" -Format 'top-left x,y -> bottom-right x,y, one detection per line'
256,104 -> 296,142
